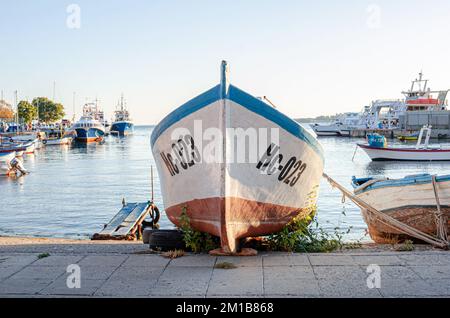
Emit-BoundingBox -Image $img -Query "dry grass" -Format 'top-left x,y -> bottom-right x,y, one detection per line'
162,249 -> 186,259
214,262 -> 237,269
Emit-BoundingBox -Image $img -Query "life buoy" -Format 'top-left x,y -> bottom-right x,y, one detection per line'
149,204 -> 161,225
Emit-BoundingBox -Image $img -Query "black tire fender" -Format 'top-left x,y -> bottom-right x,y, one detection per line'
149,230 -> 185,251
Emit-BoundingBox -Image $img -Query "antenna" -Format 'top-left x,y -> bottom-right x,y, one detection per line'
263,96 -> 278,109
73,92 -> 76,122
14,90 -> 18,124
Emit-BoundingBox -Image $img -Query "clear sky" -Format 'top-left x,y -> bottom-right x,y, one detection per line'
1,0 -> 450,124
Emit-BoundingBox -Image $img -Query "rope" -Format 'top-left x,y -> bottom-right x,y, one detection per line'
431,175 -> 449,242
353,178 -> 388,193
323,173 -> 449,249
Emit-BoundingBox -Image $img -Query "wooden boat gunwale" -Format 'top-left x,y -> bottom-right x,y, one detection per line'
353,174 -> 450,194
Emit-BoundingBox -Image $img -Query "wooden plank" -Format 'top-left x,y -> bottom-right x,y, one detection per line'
113,202 -> 150,237
98,203 -> 138,236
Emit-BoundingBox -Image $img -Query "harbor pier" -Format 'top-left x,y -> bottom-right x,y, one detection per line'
349,129 -> 395,139
0,238 -> 449,297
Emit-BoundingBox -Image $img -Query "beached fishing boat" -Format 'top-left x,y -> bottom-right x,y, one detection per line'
358,126 -> 450,161
352,174 -> 450,244
151,61 -> 324,254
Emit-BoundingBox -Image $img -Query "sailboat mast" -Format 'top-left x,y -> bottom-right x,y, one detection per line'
72,92 -> 76,122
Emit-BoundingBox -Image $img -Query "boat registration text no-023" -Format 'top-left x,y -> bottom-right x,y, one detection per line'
159,135 -> 308,188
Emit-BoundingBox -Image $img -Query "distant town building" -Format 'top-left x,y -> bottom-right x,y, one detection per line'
0,99 -> 14,120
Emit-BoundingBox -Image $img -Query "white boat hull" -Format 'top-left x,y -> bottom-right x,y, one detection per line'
152,62 -> 324,253
43,137 -> 72,146
358,144 -> 450,161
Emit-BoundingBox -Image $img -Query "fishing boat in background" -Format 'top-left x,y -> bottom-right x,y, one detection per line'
151,61 -> 324,254
42,136 -> 73,146
0,141 -> 35,154
311,113 -> 363,137
72,103 -> 106,143
358,126 -> 450,161
403,72 -> 448,112
72,116 -> 105,143
397,132 -> 419,141
7,133 -> 38,143
110,94 -> 134,136
352,174 -> 450,244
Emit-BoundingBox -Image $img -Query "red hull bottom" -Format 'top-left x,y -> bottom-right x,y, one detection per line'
166,197 -> 307,253
76,137 -> 102,143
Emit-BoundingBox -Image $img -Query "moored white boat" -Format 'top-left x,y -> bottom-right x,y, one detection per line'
0,141 -> 35,154
358,126 -> 450,161
42,137 -> 73,146
151,61 -> 324,254
352,174 -> 450,244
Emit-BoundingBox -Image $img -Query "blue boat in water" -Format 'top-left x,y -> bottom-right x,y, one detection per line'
110,94 -> 134,136
72,103 -> 106,143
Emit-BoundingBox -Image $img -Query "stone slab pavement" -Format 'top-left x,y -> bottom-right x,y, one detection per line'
0,243 -> 449,298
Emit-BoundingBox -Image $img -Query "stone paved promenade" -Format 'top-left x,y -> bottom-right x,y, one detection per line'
0,240 -> 449,298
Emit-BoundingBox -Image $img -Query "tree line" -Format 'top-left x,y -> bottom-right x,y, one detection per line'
16,98 -> 65,124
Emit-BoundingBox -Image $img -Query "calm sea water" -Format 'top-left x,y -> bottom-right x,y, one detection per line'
1,125 -> 448,241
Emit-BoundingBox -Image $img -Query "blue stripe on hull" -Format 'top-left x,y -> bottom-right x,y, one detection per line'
111,122 -> 134,136
150,84 -> 324,160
